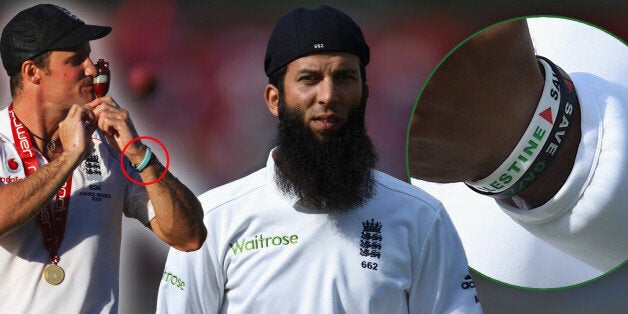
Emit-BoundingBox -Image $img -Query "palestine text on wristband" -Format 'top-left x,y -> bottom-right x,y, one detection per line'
465,56 -> 579,199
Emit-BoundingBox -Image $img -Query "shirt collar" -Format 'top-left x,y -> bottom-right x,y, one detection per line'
265,147 -> 301,207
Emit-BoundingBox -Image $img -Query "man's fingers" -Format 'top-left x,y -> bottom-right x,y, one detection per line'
89,97 -> 121,117
86,95 -> 115,108
97,113 -> 127,138
81,109 -> 96,125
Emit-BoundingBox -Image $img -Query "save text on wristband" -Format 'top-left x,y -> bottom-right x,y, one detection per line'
492,56 -> 579,198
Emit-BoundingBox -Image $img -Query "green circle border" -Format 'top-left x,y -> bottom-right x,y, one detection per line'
404,14 -> 628,290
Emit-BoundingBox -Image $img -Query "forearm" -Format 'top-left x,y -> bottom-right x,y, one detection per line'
409,19 -> 542,183
0,152 -> 79,237
89,99 -> 206,250
137,154 -> 206,251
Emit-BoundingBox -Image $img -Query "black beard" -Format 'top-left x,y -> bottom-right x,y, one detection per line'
273,96 -> 378,213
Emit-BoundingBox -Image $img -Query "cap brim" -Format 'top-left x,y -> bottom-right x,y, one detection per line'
49,24 -> 111,50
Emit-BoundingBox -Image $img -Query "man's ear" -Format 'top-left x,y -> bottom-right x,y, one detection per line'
21,60 -> 41,84
265,84 -> 279,117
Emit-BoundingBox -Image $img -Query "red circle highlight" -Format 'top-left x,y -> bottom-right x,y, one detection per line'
119,136 -> 170,186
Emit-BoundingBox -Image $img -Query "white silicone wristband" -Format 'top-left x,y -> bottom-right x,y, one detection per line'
465,58 -> 560,193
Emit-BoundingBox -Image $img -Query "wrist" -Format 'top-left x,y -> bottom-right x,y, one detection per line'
131,146 -> 156,172
466,56 -> 581,206
125,143 -> 147,165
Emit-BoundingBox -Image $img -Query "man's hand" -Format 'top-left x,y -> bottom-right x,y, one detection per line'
57,104 -> 97,165
0,104 -> 97,237
87,96 -> 206,251
88,96 -> 145,164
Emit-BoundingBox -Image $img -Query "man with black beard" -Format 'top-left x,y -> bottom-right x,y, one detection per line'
274,88 -> 376,212
157,5 -> 482,314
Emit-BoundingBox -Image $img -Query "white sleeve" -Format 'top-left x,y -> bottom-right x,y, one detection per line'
122,171 -> 153,224
106,136 -> 152,224
409,205 -> 483,314
495,74 -> 628,272
156,234 -> 224,314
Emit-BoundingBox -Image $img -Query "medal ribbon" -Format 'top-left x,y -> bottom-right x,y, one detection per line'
8,103 -> 72,265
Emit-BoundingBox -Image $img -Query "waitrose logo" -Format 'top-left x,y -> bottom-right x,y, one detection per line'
229,233 -> 299,255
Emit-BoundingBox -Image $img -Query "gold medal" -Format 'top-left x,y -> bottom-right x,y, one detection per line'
43,264 -> 65,285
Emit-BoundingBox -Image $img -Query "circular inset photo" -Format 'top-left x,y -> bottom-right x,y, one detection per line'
407,15 -> 628,291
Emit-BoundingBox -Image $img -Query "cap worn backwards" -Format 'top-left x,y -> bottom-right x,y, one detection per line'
0,4 -> 111,76
264,5 -> 370,78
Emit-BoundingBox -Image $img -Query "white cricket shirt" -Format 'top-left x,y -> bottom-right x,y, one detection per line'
0,106 -> 153,313
157,152 -> 482,313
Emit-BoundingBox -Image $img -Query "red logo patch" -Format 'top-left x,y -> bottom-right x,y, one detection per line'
8,158 -> 19,171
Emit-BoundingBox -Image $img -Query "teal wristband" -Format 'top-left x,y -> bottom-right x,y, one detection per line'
134,147 -> 152,172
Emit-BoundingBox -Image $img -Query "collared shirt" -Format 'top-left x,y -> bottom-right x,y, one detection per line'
0,106 -> 153,313
157,151 -> 482,313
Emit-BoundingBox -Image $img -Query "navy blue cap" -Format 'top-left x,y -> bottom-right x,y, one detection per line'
264,5 -> 370,77
1,4 -> 111,76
